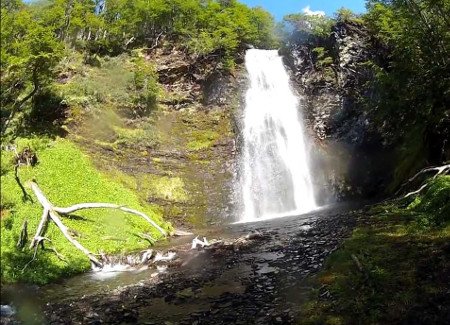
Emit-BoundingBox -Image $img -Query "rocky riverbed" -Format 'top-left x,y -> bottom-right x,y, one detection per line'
0,204 -> 365,325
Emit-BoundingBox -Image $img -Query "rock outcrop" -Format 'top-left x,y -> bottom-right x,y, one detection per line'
81,46 -> 243,229
283,21 -> 392,201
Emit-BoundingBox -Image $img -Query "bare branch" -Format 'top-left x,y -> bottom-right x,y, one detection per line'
22,236 -> 50,272
404,183 -> 428,198
27,181 -> 167,268
30,208 -> 49,249
54,203 -> 167,236
395,164 -> 450,196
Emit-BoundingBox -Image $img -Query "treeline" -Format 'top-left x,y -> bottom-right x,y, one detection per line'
0,0 -> 277,135
363,0 -> 450,170
281,1 -> 450,183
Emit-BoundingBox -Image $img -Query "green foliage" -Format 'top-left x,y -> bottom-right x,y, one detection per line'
29,0 -> 277,61
187,130 -> 220,151
282,13 -> 334,38
56,53 -> 133,113
130,55 -> 160,116
300,195 -> 450,323
140,175 -> 188,203
0,138 -> 170,284
335,7 -> 363,24
408,176 -> 450,226
112,124 -> 160,148
312,47 -> 334,68
1,3 -> 63,134
362,0 -> 450,168
2,0 -> 277,136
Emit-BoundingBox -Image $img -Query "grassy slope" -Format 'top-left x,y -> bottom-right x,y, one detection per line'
0,49 -> 231,284
1,137 -> 171,284
299,176 -> 450,324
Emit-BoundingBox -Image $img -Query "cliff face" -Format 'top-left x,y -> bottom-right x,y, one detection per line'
147,48 -> 244,227
71,46 -> 242,229
283,22 -> 392,201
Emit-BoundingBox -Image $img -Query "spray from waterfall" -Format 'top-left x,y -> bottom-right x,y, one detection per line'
239,49 -> 317,222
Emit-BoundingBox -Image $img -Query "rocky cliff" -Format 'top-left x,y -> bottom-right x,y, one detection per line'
71,46 -> 244,229
282,21 -> 392,201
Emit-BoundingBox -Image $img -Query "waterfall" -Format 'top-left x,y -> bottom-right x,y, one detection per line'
239,49 -> 317,222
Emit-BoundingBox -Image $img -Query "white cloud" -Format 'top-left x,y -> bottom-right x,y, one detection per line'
302,5 -> 325,17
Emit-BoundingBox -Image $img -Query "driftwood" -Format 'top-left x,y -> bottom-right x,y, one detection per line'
16,220 -> 28,249
191,236 -> 210,249
396,164 -> 450,198
404,183 -> 428,198
27,181 -> 167,268
54,203 -> 166,236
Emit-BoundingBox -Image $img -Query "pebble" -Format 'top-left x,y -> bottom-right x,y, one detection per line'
41,208 -> 358,325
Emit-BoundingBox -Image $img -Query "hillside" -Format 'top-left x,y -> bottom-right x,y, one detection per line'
1,1 -> 449,324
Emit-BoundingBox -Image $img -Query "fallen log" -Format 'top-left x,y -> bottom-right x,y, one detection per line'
27,181 -> 166,268
16,220 -> 28,249
54,203 -> 166,236
396,164 -> 450,197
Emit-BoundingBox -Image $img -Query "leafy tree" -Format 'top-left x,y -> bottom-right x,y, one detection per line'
1,3 -> 63,134
131,56 -> 159,116
362,0 -> 450,178
282,13 -> 334,39
335,7 -> 363,23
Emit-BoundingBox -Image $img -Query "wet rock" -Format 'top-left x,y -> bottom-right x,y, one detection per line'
0,305 -> 14,317
283,21 -> 392,200
41,205 -> 361,325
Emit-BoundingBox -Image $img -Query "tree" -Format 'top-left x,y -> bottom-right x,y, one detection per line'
1,3 -> 63,134
362,0 -> 450,178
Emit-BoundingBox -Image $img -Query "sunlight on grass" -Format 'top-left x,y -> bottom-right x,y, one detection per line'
299,176 -> 450,324
0,138 -> 171,284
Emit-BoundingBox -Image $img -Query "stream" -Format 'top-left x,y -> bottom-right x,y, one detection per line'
1,202 -> 363,324
1,49 -> 364,325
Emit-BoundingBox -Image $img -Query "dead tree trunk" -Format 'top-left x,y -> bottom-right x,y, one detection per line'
28,181 -> 166,268
396,164 -> 450,198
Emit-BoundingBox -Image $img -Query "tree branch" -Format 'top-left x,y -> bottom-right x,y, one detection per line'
27,181 -> 167,268
54,203 -> 166,236
404,183 -> 428,198
395,164 -> 450,196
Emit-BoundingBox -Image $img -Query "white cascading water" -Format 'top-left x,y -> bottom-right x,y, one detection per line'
239,49 -> 317,222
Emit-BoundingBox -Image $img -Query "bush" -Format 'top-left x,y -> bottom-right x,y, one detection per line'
131,56 -> 160,116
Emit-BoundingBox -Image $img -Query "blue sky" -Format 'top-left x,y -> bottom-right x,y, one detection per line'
240,0 -> 367,20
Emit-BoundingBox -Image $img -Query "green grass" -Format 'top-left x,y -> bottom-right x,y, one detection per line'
299,176 -> 450,324
1,137 -> 171,284
139,175 -> 188,203
186,130 -> 220,151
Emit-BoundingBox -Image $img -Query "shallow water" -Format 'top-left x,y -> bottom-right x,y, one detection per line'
1,202 -> 362,324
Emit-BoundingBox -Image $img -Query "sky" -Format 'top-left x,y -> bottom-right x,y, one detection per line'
240,0 -> 367,20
